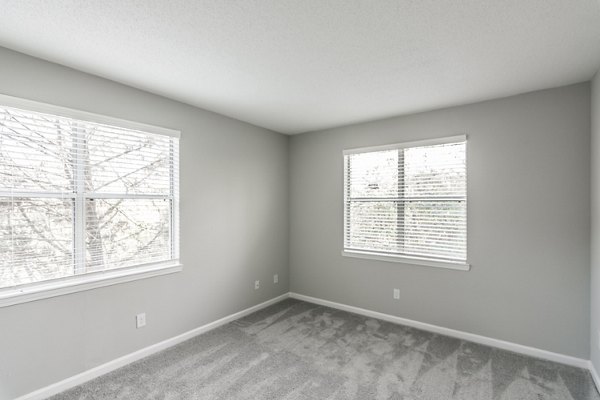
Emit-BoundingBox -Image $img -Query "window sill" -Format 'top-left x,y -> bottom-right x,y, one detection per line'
341,250 -> 470,271
0,262 -> 183,308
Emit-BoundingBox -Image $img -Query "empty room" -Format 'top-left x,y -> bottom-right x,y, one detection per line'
1,1 -> 600,399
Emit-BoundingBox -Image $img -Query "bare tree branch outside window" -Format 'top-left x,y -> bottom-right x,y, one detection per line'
0,106 -> 178,289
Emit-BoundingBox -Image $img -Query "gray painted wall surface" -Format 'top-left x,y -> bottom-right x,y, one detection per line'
290,83 -> 591,359
0,47 -> 289,400
591,70 -> 600,371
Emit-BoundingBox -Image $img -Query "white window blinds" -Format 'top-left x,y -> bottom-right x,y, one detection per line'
344,136 -> 466,264
0,103 -> 179,289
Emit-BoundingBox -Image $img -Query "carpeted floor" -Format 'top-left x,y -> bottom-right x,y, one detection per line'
51,298 -> 599,400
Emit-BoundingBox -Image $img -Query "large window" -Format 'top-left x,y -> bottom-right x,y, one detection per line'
343,136 -> 467,269
0,96 -> 180,300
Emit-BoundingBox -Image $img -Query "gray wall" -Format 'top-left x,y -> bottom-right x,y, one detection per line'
290,83 -> 591,359
591,70 -> 600,370
0,47 -> 289,400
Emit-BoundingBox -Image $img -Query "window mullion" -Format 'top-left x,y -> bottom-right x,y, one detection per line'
73,124 -> 86,275
169,138 -> 175,259
397,149 -> 405,254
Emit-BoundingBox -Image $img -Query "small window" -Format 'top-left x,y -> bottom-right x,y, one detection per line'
0,97 -> 180,295
343,136 -> 467,269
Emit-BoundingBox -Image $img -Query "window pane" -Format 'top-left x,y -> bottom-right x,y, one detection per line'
85,198 -> 171,272
84,127 -> 172,195
403,200 -> 466,260
0,108 -> 74,192
346,201 -> 398,252
0,197 -> 74,288
348,150 -> 398,198
0,102 -> 179,291
344,139 -> 467,263
404,142 -> 466,197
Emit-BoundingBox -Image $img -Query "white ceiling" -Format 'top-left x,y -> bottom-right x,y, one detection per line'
0,1 -> 599,134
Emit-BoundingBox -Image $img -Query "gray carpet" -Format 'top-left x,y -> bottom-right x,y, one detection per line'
51,299 -> 599,400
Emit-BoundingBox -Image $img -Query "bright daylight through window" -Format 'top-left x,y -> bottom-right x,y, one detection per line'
343,136 -> 467,268
0,102 -> 179,291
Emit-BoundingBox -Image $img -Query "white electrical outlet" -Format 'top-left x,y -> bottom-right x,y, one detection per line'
136,313 -> 146,329
598,330 -> 600,351
274,274 -> 279,284
255,280 -> 260,290
393,288 -> 400,300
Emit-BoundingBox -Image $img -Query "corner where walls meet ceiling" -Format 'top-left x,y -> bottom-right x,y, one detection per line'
0,0 -> 599,134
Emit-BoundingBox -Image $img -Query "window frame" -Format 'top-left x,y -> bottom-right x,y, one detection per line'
342,135 -> 469,271
0,93 -> 182,307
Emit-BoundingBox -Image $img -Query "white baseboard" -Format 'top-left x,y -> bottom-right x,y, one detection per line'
16,293 -> 290,400
289,292 -> 589,370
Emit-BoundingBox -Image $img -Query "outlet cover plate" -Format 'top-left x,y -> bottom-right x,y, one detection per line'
136,313 -> 146,328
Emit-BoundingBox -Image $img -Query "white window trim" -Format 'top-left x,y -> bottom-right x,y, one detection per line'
343,135 -> 466,155
341,250 -> 470,271
342,135 -> 468,271
0,93 -> 182,307
0,261 -> 182,307
0,93 -> 180,138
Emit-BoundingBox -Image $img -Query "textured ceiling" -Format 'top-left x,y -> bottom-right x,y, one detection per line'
0,1 -> 599,134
